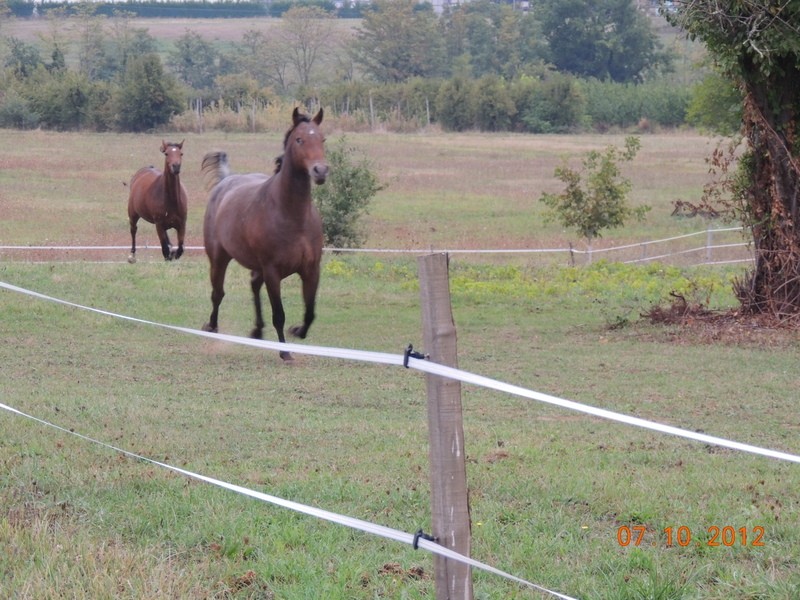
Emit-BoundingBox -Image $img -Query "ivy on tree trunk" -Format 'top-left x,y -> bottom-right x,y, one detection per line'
668,0 -> 800,318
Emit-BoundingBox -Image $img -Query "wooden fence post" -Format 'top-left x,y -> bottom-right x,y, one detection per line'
418,253 -> 473,600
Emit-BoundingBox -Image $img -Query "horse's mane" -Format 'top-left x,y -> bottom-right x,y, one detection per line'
273,112 -> 312,175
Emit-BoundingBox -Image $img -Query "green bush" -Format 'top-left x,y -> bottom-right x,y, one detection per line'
540,136 -> 650,243
686,72 -> 743,136
514,72 -> 586,133
472,74 -> 515,131
434,76 -> 476,131
0,87 -> 40,128
581,79 -> 690,130
113,54 -> 185,132
313,137 -> 384,248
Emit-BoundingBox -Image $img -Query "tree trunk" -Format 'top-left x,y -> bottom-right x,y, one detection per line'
736,55 -> 800,318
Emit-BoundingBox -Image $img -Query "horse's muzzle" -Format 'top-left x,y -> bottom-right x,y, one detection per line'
312,164 -> 329,185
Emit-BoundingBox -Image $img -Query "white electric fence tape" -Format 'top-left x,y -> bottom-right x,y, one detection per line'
0,280 -> 582,598
2,280 -> 798,465
0,401 -> 575,600
0,227 -> 748,258
3,278 -> 799,599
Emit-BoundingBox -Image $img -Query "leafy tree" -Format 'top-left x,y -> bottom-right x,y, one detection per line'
353,0 -> 444,82
114,53 -> 184,132
0,87 -> 39,128
25,68 -> 98,130
214,73 -> 266,112
666,1 -> 800,317
169,30 -> 221,92
279,6 -> 338,87
535,0 -> 672,82
514,72 -> 586,133
233,29 -> 291,92
73,3 -> 107,81
5,37 -> 43,79
435,76 -> 476,131
579,78 -> 689,129
472,75 -> 515,131
312,137 -> 384,248
685,71 -> 743,136
47,44 -> 66,75
105,11 -> 157,76
0,0 -> 10,27
540,136 -> 649,247
441,1 -> 546,79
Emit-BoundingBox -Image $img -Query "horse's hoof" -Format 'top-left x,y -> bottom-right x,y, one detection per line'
280,351 -> 294,362
250,329 -> 263,339
288,325 -> 307,339
201,323 -> 217,333
127,254 -> 136,264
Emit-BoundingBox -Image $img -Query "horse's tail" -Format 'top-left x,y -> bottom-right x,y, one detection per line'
201,151 -> 231,192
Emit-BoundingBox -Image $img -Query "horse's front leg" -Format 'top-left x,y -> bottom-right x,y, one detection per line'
170,222 -> 186,260
128,215 -> 139,264
155,224 -> 173,261
263,273 -> 292,361
288,266 -> 319,339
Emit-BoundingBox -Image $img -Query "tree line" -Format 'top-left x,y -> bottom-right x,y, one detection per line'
0,0 -> 738,134
7,0 -> 366,19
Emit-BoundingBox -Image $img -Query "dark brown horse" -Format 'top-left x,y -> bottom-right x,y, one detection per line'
200,108 -> 328,361
127,140 -> 188,263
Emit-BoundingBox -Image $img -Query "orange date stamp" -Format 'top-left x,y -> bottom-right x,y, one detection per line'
616,525 -> 765,548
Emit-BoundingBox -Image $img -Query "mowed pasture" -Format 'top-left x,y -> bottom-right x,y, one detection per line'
2,128 -> 800,599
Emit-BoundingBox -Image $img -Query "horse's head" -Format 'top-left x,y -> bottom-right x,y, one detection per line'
160,140 -> 184,176
285,108 -> 328,185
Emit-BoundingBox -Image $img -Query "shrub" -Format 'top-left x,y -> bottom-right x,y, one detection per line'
313,137 -> 384,248
0,88 -> 40,128
434,77 -> 476,131
539,136 -> 650,244
514,72 -> 586,133
686,72 -> 743,136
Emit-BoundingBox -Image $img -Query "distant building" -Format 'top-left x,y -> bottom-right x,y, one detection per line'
428,0 -> 529,14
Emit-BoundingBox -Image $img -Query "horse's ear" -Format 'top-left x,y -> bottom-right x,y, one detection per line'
313,108 -> 323,125
292,106 -> 301,126
178,139 -> 184,149
160,140 -> 167,153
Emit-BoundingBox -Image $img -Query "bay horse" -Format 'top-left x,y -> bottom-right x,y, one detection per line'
127,140 -> 188,263
200,107 -> 328,361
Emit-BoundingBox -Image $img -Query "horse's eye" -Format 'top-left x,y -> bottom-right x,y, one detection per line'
296,137 -> 304,145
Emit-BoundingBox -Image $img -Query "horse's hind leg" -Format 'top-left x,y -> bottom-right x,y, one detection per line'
249,271 -> 266,339
202,255 -> 231,333
128,214 -> 139,264
263,273 -> 292,361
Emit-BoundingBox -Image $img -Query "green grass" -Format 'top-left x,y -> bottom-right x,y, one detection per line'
0,128 -> 729,254
1,254 -> 799,599
0,129 -> 796,598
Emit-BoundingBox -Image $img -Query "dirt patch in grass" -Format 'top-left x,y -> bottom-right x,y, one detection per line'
642,293 -> 800,348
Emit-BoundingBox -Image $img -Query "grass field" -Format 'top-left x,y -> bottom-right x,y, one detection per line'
0,127 -> 731,254
2,128 -> 799,599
